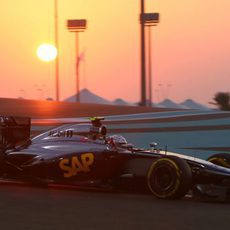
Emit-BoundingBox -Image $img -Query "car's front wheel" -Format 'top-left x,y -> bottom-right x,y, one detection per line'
147,156 -> 192,199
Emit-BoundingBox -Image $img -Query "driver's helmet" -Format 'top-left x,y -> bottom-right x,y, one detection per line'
110,135 -> 127,146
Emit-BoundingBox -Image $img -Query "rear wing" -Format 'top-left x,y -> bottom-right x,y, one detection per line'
0,116 -> 31,149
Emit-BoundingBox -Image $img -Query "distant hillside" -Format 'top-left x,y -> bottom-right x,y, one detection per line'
155,98 -> 210,110
180,99 -> 210,110
156,99 -> 187,109
65,88 -> 112,104
113,98 -> 134,106
65,89 -> 210,110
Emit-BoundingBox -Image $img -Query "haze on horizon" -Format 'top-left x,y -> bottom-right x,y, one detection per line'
0,0 -> 229,106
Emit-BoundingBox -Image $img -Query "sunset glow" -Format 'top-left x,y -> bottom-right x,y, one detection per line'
0,1 -> 230,105
37,44 -> 57,62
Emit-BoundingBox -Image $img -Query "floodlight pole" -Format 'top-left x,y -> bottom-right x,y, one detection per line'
141,11 -> 160,107
67,19 -> 87,103
54,0 -> 60,101
75,32 -> 80,102
147,25 -> 152,107
140,0 -> 147,106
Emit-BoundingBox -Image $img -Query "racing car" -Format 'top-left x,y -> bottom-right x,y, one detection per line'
0,116 -> 230,201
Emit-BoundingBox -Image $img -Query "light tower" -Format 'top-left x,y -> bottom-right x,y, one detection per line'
54,0 -> 60,101
140,0 -> 146,106
67,19 -> 87,102
144,13 -> 160,106
140,0 -> 159,106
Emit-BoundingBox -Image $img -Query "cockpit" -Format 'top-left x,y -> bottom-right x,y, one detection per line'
32,117 -> 107,143
48,123 -> 107,140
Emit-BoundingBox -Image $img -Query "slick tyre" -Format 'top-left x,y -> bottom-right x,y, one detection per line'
147,156 -> 192,199
207,153 -> 230,168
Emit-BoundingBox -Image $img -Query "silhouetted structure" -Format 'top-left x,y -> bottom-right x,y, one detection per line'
139,1 -> 159,107
140,0 -> 146,106
67,19 -> 87,102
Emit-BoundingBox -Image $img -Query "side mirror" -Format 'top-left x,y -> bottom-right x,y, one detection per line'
150,142 -> 158,148
122,143 -> 134,150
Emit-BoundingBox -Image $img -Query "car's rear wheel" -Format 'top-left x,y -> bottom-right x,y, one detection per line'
207,153 -> 230,168
147,156 -> 192,199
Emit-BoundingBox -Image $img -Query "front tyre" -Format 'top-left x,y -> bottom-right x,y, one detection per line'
147,156 -> 192,199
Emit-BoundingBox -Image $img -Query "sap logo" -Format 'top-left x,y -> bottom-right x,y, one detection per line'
59,153 -> 94,178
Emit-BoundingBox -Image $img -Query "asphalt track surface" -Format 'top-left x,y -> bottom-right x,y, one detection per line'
0,184 -> 229,230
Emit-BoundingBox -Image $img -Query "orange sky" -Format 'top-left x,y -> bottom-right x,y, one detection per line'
0,0 -> 230,106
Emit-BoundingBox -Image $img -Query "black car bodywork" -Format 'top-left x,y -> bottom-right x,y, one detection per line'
1,116 -> 230,201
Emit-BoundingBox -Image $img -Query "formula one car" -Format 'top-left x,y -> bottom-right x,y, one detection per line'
0,116 -> 230,201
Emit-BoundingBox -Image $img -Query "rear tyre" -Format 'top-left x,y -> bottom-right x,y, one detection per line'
207,153 -> 230,168
147,156 -> 192,199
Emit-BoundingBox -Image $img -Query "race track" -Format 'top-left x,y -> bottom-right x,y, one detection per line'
0,184 -> 229,230
0,102 -> 230,229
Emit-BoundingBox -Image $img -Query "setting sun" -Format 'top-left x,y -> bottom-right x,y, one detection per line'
37,44 -> 57,62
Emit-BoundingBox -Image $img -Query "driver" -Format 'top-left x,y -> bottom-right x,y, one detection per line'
108,135 -> 128,147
